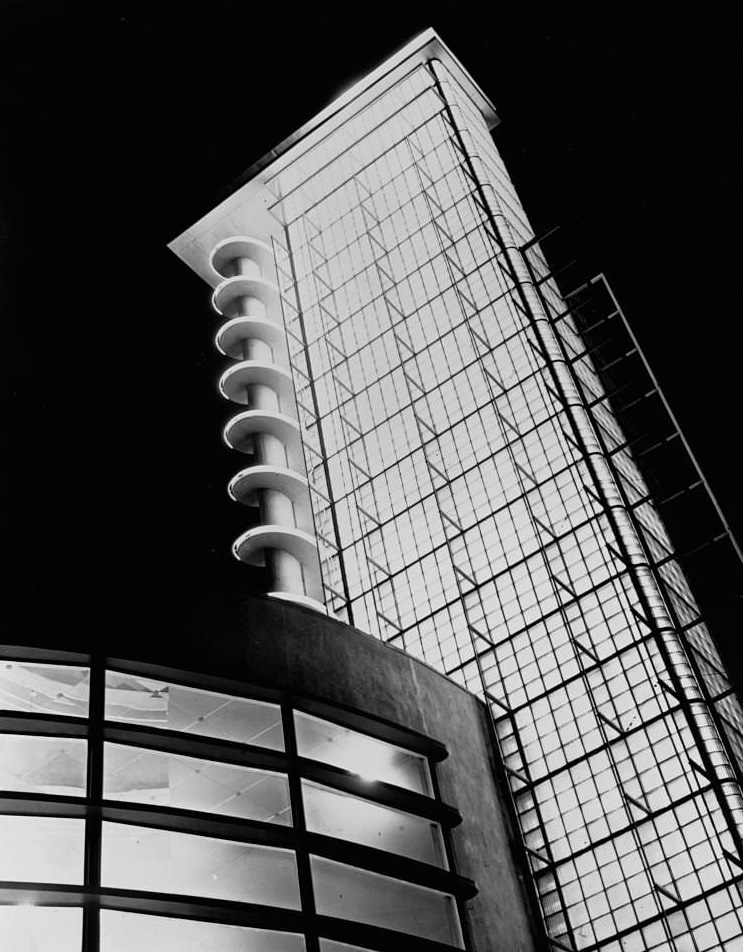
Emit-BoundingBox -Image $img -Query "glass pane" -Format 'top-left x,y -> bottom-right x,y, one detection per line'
101,911 -> 305,952
104,743 -> 291,824
312,856 -> 463,947
294,711 -> 432,795
105,671 -> 283,749
302,779 -> 446,867
0,906 -> 82,952
319,943 -> 373,952
101,822 -> 300,908
0,734 -> 87,795
0,815 -> 84,883
0,661 -> 89,717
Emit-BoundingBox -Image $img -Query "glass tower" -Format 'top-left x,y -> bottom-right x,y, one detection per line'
170,29 -> 743,952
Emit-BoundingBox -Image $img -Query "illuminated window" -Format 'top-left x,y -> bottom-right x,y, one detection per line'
0,906 -> 82,952
294,709 -> 432,794
101,912 -> 306,952
105,670 -> 284,749
311,855 -> 464,947
101,821 -> 302,907
302,778 -> 447,866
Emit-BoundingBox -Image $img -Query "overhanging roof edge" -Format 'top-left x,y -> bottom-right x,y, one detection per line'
168,28 -> 499,263
229,28 -> 500,190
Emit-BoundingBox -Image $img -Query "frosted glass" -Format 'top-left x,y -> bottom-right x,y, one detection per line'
104,743 -> 291,823
101,911 -> 305,952
0,734 -> 86,795
105,671 -> 284,749
0,814 -> 84,883
101,822 -> 300,908
303,779 -> 446,866
0,906 -> 82,952
312,856 -> 463,947
0,661 -> 89,717
294,711 -> 431,794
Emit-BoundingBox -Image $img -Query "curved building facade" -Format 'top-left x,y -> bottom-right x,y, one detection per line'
0,597 -> 539,951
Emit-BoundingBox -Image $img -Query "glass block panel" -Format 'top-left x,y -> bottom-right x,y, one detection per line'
294,711 -> 432,795
311,856 -> 463,947
104,743 -> 291,824
302,779 -> 446,866
0,906 -> 82,952
105,671 -> 284,749
101,911 -> 305,952
101,822 -> 300,908
0,661 -> 89,717
0,814 -> 84,883
0,734 -> 86,795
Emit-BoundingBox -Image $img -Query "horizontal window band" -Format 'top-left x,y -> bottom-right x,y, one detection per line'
305,831 -> 476,899
0,793 -> 458,864
101,725 -> 287,772
298,758 -> 460,826
290,693 -> 447,762
315,913 -> 465,952
105,657 -> 281,706
0,885 -> 472,952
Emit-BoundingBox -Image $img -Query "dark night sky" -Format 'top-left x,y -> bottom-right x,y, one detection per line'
1,2 -> 741,653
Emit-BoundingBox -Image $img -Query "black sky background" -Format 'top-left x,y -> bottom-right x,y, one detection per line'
1,2 -> 741,659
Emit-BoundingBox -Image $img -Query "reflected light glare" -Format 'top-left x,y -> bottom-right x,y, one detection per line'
338,738 -> 395,784
353,771 -> 378,784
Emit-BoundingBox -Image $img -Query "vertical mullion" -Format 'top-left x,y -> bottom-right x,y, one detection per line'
283,700 -> 319,952
427,757 -> 473,952
82,655 -> 104,952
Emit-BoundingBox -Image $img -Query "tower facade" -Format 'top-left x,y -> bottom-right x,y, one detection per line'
170,30 -> 743,952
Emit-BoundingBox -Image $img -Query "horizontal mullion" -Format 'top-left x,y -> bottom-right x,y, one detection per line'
292,186 -> 491,298
532,779 -> 718,881
341,477 -> 610,600
289,247 -> 520,351
304,830 -> 475,899
269,79 -> 440,217
0,712 -> 89,736
98,802 -> 293,847
102,724 -> 288,772
298,758 -> 458,826
324,386 -> 572,500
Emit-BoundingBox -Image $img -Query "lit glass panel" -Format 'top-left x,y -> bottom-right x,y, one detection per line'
294,711 -> 432,795
0,661 -> 89,717
0,814 -> 84,883
0,734 -> 86,795
302,779 -> 446,867
103,742 -> 291,824
101,822 -> 300,908
0,906 -> 82,952
319,943 -> 372,952
311,856 -> 463,947
101,911 -> 305,952
104,671 -> 284,749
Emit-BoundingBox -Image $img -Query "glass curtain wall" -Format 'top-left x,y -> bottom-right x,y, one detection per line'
266,60 -> 743,951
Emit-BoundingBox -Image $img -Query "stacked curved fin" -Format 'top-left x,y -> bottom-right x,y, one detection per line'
210,237 -> 324,613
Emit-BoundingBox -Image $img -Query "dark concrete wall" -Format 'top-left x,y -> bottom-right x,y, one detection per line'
28,595 -> 543,951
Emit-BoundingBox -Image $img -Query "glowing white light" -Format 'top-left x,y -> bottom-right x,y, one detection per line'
0,905 -> 81,952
